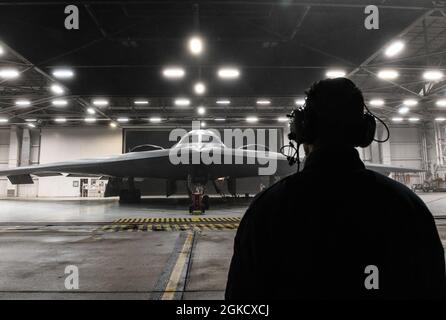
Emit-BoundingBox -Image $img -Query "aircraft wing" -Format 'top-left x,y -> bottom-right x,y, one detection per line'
0,144 -> 423,185
0,149 -> 176,184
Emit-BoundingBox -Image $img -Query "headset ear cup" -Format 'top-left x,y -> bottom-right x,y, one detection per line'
358,113 -> 376,147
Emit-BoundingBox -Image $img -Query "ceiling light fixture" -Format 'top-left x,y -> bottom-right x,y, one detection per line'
197,106 -> 206,115
216,100 -> 231,105
52,69 -> 74,79
256,99 -> 271,105
384,40 -> 405,57
163,67 -> 185,79
398,106 -> 409,114
149,117 -> 162,123
403,99 -> 418,106
369,99 -> 385,107
217,68 -> 240,79
423,70 -> 443,81
188,36 -> 204,55
134,100 -> 149,105
92,99 -> 108,107
15,99 -> 31,107
377,69 -> 399,80
0,68 -> 19,79
50,84 -> 64,95
52,99 -> 68,107
326,69 -> 346,78
194,82 -> 206,95
174,98 -> 190,106
436,99 -> 446,107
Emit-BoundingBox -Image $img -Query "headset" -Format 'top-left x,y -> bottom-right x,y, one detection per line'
280,99 -> 389,171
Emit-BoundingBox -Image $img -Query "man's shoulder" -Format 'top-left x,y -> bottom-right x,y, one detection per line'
366,169 -> 427,208
247,174 -> 299,211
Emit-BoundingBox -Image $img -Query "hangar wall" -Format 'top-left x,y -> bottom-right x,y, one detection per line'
36,128 -> 123,197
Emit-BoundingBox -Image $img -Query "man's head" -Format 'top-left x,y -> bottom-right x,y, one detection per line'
289,77 -> 375,152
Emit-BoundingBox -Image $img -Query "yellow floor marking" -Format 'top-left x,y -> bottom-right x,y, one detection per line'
161,232 -> 194,300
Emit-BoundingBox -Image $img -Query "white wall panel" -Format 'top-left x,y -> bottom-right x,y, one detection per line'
389,126 -> 422,169
0,129 -> 9,196
37,128 -> 122,197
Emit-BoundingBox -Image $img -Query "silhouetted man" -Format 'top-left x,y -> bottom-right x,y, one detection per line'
226,78 -> 446,299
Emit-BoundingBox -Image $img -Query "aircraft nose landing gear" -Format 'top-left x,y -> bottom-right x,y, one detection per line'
187,175 -> 209,214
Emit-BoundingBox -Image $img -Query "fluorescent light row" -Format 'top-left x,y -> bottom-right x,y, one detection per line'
163,67 -> 240,80
391,117 -> 420,122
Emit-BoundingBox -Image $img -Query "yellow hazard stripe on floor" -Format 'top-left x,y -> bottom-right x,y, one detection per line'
112,217 -> 241,224
161,232 -> 194,300
98,223 -> 239,232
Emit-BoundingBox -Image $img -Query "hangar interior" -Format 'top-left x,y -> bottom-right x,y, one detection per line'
0,0 -> 445,300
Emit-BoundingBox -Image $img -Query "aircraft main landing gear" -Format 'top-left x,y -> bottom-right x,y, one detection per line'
119,177 -> 141,204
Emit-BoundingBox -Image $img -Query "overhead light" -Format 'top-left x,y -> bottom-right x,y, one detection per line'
0,118 -> 9,123
0,68 -> 19,79
92,99 -> 108,107
423,70 -> 443,81
175,98 -> 190,106
217,68 -> 240,79
435,117 -> 446,122
134,100 -> 149,105
194,82 -> 206,95
246,116 -> 258,123
110,122 -> 117,128
392,117 -> 403,122
149,117 -> 162,123
188,36 -> 204,55
0,45 -> 4,55
256,99 -> 271,105
197,106 -> 206,115
369,99 -> 384,107
216,99 -> 231,105
163,67 -> 185,79
214,118 -> 226,121
277,117 -> 289,122
436,99 -> 446,107
398,106 -> 409,114
84,117 -> 96,123
201,121 -> 206,128
50,84 -> 64,95
52,69 -> 74,79
25,119 -> 36,122
87,108 -> 96,114
54,118 -> 67,123
52,99 -> 68,107
326,69 -> 346,78
403,99 -> 418,106
27,123 -> 36,128
408,117 -> 420,122
295,99 -> 305,106
378,69 -> 399,80
117,117 -> 129,123
385,40 -> 405,57
15,99 -> 31,107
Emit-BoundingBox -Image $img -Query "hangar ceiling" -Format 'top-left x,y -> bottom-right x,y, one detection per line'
0,0 -> 445,128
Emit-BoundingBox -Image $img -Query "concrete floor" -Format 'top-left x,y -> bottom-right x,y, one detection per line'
0,192 -> 445,299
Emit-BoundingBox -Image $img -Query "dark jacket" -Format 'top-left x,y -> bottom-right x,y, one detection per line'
226,146 -> 446,299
